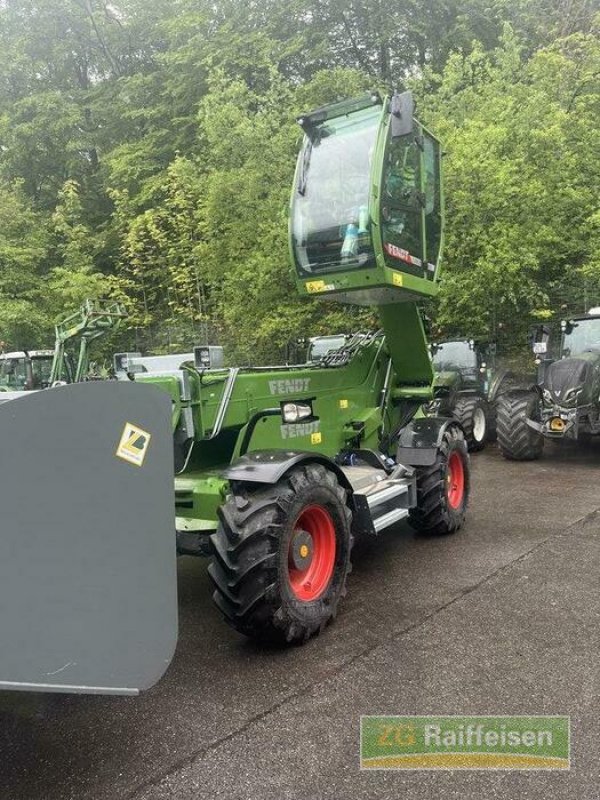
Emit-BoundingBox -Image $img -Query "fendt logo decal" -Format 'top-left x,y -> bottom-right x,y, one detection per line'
269,378 -> 311,396
280,421 -> 320,440
116,422 -> 152,467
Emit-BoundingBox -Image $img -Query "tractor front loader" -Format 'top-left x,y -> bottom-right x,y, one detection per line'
135,91 -> 471,646
0,298 -> 126,392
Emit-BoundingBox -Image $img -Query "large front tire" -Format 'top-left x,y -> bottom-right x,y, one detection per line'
408,425 -> 470,536
209,464 -> 353,645
497,390 -> 544,461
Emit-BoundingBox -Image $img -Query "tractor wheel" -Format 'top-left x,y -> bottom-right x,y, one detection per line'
497,390 -> 544,461
486,403 -> 498,442
209,464 -> 353,645
452,395 -> 489,451
408,425 -> 470,536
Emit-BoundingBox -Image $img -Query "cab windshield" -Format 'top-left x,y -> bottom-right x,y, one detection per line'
432,342 -> 477,370
562,318 -> 600,357
0,358 -> 27,387
291,106 -> 379,275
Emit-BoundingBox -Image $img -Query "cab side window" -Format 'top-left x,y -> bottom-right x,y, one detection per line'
381,132 -> 424,273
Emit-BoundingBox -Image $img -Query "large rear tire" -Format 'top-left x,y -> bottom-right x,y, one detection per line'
497,390 -> 544,461
452,395 -> 488,451
408,425 -> 470,536
209,464 -> 353,645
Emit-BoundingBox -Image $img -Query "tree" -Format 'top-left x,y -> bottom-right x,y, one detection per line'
0,181 -> 50,347
419,28 -> 600,347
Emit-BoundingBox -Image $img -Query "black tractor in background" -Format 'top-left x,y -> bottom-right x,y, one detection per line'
497,309 -> 600,460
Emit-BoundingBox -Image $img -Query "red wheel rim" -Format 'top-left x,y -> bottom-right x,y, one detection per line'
288,505 -> 336,601
446,451 -> 465,510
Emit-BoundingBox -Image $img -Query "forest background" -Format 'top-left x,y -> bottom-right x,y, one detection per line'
0,0 -> 598,364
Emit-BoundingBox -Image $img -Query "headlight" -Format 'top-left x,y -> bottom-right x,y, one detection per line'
282,402 -> 313,423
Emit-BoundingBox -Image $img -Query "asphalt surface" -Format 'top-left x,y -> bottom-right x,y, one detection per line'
1,442 -> 599,799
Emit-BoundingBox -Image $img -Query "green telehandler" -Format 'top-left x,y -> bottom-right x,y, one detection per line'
0,91 -> 470,694
135,91 -> 471,645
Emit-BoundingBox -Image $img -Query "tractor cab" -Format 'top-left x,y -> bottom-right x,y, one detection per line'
0,350 -> 59,391
432,339 -> 479,372
291,92 -> 443,307
431,339 -> 494,388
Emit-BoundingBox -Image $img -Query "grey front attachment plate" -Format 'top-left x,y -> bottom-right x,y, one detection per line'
0,382 -> 178,695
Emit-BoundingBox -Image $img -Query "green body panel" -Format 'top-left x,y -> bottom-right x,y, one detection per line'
139,336 -> 401,529
174,471 -> 229,531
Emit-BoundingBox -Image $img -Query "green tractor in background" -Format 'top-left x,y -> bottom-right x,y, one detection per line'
497,308 -> 600,459
427,339 -> 496,451
0,299 -> 126,391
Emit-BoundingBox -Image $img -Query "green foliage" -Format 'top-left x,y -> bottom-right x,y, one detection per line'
0,0 -> 597,361
421,27 -> 600,349
0,181 -> 49,347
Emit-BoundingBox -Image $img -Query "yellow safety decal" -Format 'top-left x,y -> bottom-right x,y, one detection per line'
311,432 -> 322,445
116,422 -> 152,467
392,272 -> 403,287
339,399 -> 349,409
305,280 -> 326,293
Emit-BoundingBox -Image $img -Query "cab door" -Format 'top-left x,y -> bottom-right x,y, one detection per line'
378,121 -> 443,282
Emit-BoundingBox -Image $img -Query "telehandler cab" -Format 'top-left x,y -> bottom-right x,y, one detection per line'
0,91 -> 470,694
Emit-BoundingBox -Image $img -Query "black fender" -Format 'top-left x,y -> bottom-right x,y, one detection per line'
224,450 -> 372,538
396,416 -> 463,467
224,449 -> 354,494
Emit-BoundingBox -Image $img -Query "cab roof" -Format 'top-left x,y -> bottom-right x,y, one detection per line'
0,350 -> 54,359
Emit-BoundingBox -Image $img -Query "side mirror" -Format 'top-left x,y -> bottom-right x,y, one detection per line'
390,91 -> 414,138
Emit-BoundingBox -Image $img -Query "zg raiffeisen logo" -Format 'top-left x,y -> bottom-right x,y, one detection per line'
360,716 -> 570,770
116,422 -> 152,467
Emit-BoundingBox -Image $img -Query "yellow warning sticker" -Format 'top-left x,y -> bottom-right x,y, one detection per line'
305,280 -> 326,293
311,432 -> 322,445
392,272 -> 403,287
116,422 -> 152,467
339,399 -> 349,409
